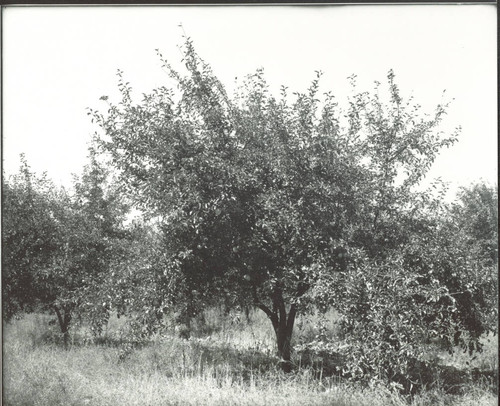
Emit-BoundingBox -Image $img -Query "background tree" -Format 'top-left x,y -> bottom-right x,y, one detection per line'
309,181 -> 497,388
90,37 -> 480,374
63,147 -> 131,339
2,156 -> 62,321
445,183 -> 498,341
98,217 -> 167,339
2,150 -> 129,345
450,182 -> 498,266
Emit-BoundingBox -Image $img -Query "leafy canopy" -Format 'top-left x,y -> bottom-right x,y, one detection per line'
90,37 -> 495,382
91,38 -> 458,317
2,151 -> 129,339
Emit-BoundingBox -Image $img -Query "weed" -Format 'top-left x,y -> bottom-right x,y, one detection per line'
3,313 -> 497,406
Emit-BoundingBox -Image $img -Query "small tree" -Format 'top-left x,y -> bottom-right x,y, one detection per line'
99,218 -> 167,339
451,182 -> 498,265
447,182 -> 498,340
91,37 -> 461,370
2,151 -> 128,345
328,189 -> 497,390
2,156 -> 62,321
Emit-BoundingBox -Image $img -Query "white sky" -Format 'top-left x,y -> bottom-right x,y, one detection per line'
2,5 -> 497,198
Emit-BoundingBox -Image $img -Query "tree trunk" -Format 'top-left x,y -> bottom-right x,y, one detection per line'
255,288 -> 297,373
274,303 -> 297,373
54,305 -> 72,348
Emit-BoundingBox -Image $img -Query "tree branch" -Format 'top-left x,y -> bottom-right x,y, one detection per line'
252,283 -> 278,327
273,288 -> 287,328
53,305 -> 64,330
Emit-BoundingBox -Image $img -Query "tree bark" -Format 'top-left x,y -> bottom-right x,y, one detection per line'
53,305 -> 72,348
253,286 -> 297,372
274,302 -> 297,372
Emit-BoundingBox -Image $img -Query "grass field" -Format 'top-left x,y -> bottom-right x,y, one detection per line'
3,311 -> 497,406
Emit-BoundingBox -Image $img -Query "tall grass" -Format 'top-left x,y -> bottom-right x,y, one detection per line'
3,312 -> 497,406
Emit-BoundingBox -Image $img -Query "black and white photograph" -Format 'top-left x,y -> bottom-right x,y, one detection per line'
2,4 -> 498,405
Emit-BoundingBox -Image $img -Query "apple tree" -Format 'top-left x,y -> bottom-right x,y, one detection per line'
2,156 -> 63,322
89,37 -> 467,373
2,151 -> 129,345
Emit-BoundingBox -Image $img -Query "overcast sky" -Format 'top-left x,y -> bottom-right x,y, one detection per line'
3,5 -> 497,198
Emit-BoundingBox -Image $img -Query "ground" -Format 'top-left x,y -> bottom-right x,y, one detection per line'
2,311 -> 497,406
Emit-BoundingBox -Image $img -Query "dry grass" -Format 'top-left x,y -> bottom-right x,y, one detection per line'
3,312 -> 497,406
